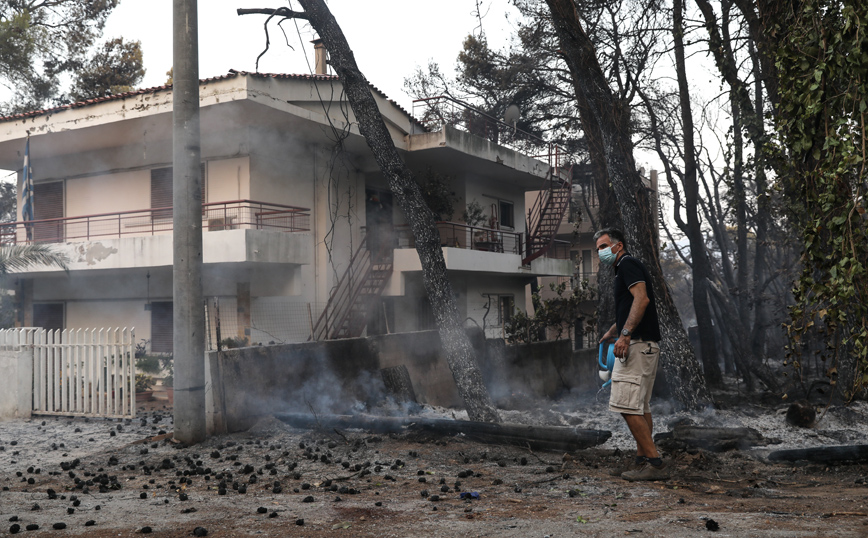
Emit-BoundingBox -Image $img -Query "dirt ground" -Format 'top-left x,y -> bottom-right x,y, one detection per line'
2,396 -> 868,537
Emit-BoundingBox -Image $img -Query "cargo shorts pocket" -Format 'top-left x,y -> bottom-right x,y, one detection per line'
610,372 -> 643,411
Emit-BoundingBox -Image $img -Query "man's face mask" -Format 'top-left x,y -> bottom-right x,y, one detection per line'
598,242 -> 620,265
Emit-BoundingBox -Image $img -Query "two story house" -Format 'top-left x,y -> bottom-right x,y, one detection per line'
0,70 -> 572,351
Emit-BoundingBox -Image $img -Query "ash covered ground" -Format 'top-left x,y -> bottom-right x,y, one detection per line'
1,393 -> 868,537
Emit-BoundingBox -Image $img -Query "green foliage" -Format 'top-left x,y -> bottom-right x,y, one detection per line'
414,167 -> 457,220
0,245 -> 69,275
69,38 -> 145,102
774,0 -> 868,398
135,339 -> 172,387
0,0 -> 123,113
505,280 -> 597,345
462,200 -> 488,227
135,373 -> 154,392
219,336 -> 249,349
136,354 -> 161,374
0,182 -> 16,223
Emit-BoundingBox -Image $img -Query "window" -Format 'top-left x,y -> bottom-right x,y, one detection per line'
498,295 -> 514,326
33,303 -> 63,332
150,301 -> 173,353
499,200 -> 514,229
33,182 -> 64,242
581,249 -> 592,276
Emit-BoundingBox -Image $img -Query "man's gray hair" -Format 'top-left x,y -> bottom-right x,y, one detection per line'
593,228 -> 627,248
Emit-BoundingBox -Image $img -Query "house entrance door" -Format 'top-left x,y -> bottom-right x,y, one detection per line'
365,189 -> 393,262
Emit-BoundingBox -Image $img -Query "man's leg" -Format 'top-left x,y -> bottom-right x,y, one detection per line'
622,413 -> 659,459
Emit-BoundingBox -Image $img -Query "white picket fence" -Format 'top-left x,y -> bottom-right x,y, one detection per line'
0,328 -> 137,419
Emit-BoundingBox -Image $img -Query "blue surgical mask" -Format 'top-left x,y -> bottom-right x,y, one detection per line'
599,246 -> 617,265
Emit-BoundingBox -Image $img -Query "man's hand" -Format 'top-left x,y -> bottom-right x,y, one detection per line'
600,325 -> 617,344
613,335 -> 631,358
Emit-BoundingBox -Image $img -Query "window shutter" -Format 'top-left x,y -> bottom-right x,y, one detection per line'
150,301 -> 173,353
151,164 -> 207,219
33,182 -> 63,242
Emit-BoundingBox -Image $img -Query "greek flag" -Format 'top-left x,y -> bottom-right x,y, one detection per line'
21,136 -> 34,240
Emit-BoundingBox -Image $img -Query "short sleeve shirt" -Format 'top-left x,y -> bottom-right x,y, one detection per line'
614,254 -> 661,342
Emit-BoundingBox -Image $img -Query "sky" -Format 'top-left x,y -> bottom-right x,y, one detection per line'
3,0 -> 685,184
103,0 -> 519,111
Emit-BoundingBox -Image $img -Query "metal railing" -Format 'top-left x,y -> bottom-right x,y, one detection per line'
412,95 -> 566,168
0,200 -> 310,245
391,222 -> 571,262
394,222 -> 524,256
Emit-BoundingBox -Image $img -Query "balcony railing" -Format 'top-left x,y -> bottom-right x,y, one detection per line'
386,221 -> 571,262
0,200 -> 310,245
412,95 -> 566,169
395,222 -> 523,256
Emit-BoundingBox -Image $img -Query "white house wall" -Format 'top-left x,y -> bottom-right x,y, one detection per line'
462,173 -> 527,234
464,275 -> 527,339
206,157 -> 250,202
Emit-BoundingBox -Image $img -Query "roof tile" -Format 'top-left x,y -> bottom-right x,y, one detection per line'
0,70 -> 422,126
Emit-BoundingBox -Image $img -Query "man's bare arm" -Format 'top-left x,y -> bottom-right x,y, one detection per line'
623,282 -> 650,334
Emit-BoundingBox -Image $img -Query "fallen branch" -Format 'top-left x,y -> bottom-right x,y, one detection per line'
768,445 -> 868,464
655,425 -> 775,452
275,412 -> 611,452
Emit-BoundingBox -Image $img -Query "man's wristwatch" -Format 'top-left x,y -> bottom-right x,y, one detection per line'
621,328 -> 632,337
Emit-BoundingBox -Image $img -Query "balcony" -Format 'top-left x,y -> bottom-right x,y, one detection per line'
1,200 -> 310,245
380,222 -> 573,284
412,95 -> 566,168
391,222 -> 569,260
1,201 -> 312,273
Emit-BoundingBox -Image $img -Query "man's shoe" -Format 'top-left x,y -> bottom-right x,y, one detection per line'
621,461 -> 670,482
609,456 -> 646,477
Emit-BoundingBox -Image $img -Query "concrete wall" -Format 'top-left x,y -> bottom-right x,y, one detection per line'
479,340 -> 599,402
208,338 -> 379,433
371,331 -> 464,408
207,331 -> 601,433
0,349 -> 32,419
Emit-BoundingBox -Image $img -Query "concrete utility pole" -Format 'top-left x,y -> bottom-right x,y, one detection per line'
172,0 -> 206,443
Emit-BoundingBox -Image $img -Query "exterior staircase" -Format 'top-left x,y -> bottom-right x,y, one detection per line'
310,240 -> 393,340
523,167 -> 572,265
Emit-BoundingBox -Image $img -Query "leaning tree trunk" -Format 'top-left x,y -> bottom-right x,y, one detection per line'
544,0 -> 710,409
238,2 -> 500,423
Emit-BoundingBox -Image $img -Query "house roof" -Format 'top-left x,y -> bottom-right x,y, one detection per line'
0,70 -> 423,127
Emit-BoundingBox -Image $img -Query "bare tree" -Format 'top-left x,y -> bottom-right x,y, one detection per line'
238,2 -> 500,423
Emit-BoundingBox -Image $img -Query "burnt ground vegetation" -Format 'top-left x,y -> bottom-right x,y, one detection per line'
2,395 -> 868,537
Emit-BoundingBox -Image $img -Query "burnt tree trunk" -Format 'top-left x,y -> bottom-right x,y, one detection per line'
544,0 -> 710,409
673,0 -> 723,388
380,365 -> 418,405
238,3 -> 500,423
572,69 -> 622,337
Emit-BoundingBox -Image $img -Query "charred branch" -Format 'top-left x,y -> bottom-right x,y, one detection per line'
276,412 -> 612,453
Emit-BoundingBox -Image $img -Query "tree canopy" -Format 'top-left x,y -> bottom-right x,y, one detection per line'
0,0 -> 144,114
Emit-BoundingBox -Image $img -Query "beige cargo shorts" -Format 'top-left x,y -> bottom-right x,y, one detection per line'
608,339 -> 660,415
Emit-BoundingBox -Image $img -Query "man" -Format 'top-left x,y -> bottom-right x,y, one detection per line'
595,228 -> 668,481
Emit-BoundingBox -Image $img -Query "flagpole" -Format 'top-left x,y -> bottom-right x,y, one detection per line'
21,133 -> 34,242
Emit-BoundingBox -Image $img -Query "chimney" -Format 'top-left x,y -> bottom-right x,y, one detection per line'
311,38 -> 328,75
